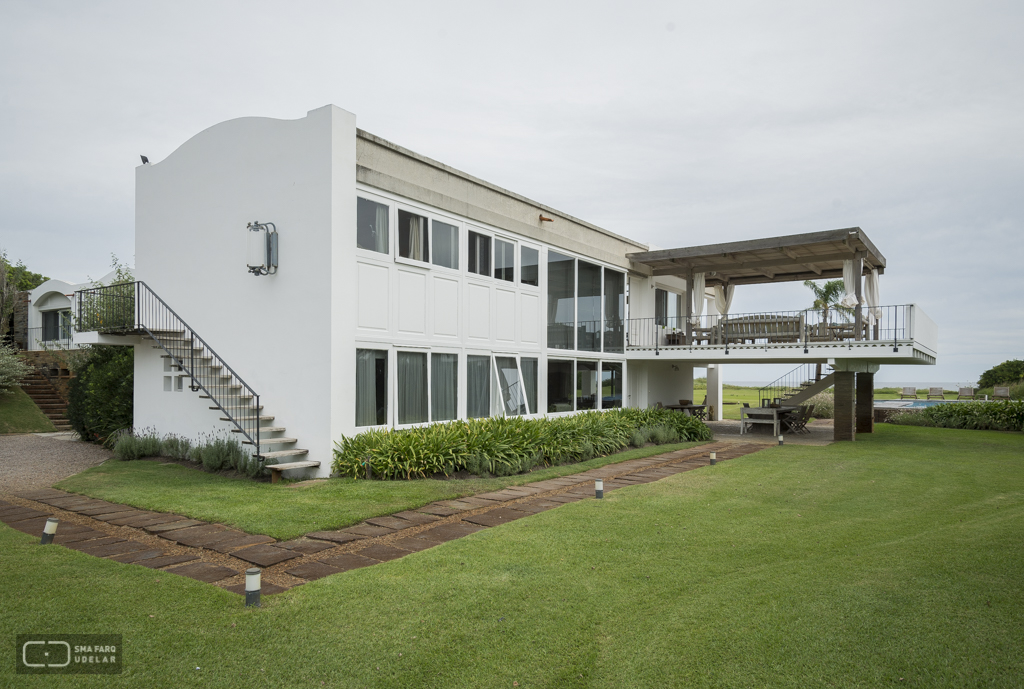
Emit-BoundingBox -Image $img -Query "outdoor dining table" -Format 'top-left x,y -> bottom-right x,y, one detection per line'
665,404 -> 709,421
740,405 -> 799,436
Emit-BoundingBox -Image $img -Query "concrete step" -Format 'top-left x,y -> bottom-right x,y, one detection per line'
260,449 -> 309,460
231,426 -> 286,434
244,437 -> 296,446
220,415 -> 274,422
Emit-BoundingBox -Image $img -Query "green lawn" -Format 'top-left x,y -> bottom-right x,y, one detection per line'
0,386 -> 56,434
56,442 -> 705,540
4,424 -> 1022,687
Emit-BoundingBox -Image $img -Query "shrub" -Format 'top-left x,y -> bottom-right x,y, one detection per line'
66,346 -> 133,443
977,359 -> 1024,389
886,409 -> 935,427
332,408 -> 713,480
162,434 -> 193,461
111,429 -> 164,461
0,344 -> 31,396
194,436 -> 250,473
889,401 -> 1024,432
807,390 -> 834,419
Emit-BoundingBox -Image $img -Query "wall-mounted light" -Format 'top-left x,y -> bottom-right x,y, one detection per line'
246,221 -> 278,276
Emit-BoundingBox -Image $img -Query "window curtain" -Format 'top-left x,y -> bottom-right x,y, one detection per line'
864,269 -> 881,325
408,216 -> 425,261
841,260 -> 861,308
714,284 -> 734,315
398,352 -> 428,424
467,355 -> 490,418
431,353 -> 457,421
374,204 -> 388,253
691,273 -> 706,324
356,349 -> 384,427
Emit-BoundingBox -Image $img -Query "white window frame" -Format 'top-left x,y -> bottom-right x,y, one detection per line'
355,192 -> 393,259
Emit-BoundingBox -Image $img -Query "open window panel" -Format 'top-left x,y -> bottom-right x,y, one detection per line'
398,209 -> 429,263
356,196 -> 390,255
355,348 -> 390,427
494,355 -> 529,416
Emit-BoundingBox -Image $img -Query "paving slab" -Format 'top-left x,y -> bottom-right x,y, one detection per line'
144,519 -> 206,533
106,512 -> 165,526
390,536 -> 437,552
547,494 -> 586,503
342,524 -> 395,538
522,479 -> 570,490
501,486 -> 545,495
67,536 -> 126,551
306,530 -> 366,544
79,540 -> 152,558
36,496 -> 95,508
167,561 -> 238,583
127,514 -> 189,528
231,544 -> 301,567
356,543 -> 411,562
110,549 -> 166,564
390,510 -> 440,525
182,529 -> 252,549
364,516 -> 416,531
285,561 -> 343,581
160,524 -> 227,545
434,500 -> 476,510
207,534 -> 277,554
75,504 -> 136,517
63,500 -> 121,512
54,529 -> 109,545
474,491 -> 523,501
414,522 -> 486,542
8,517 -> 50,534
276,538 -> 335,554
92,510 -> 148,523
137,554 -> 199,569
448,496 -> 502,507
0,508 -> 49,522
320,553 -> 378,572
415,505 -> 462,517
225,582 -> 290,596
463,508 -> 529,527
506,502 -> 553,514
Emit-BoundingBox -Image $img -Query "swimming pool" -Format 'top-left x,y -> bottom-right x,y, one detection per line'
874,399 -> 967,409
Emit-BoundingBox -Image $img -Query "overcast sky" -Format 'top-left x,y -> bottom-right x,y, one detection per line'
1,0 -> 1021,384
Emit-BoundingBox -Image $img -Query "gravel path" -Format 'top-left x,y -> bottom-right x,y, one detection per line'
0,434 -> 113,495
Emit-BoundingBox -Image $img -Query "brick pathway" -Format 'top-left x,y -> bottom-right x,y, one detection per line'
2,441 -> 764,596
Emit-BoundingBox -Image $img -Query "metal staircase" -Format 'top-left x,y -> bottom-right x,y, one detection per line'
758,363 -> 834,407
75,281 -> 307,467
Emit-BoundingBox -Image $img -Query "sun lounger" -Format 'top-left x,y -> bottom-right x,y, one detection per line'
957,387 -> 975,400
993,386 -> 1011,401
899,387 -> 919,400
927,387 -> 945,400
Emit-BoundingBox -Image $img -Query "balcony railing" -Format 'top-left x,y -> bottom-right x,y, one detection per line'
22,326 -> 84,351
626,305 -> 914,351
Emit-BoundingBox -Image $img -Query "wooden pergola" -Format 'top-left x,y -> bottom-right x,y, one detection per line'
626,227 -> 887,343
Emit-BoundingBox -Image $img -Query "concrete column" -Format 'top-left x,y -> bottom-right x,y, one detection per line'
706,364 -> 723,421
856,371 -> 874,434
834,371 -> 856,441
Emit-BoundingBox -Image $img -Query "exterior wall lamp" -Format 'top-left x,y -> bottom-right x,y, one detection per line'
246,221 -> 278,276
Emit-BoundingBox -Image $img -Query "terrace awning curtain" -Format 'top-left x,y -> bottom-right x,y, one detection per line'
713,284 -> 734,315
841,260 -> 861,308
864,269 -> 881,325
691,272 -> 706,324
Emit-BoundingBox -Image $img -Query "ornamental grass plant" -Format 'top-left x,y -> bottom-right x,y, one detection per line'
889,400 -> 1024,432
333,408 -> 712,480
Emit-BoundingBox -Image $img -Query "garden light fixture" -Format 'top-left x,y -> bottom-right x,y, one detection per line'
595,479 -> 604,499
40,518 -> 58,545
245,568 -> 261,607
709,452 -> 716,465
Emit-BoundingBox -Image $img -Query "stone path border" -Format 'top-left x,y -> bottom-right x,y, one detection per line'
3,441 -> 765,595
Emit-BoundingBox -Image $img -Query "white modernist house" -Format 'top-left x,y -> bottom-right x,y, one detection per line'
74,105 -> 938,479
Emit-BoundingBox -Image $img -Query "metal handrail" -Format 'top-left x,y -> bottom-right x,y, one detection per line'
757,362 -> 834,407
74,281 -> 262,458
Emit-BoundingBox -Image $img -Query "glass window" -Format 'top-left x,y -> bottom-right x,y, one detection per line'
467,355 -> 491,418
601,362 -> 623,409
355,349 -> 388,426
495,356 -> 526,415
431,353 -> 458,421
521,246 -> 539,286
432,220 -> 458,269
494,238 -> 514,282
468,231 -> 491,276
547,359 -> 574,413
577,261 -> 602,352
655,288 -> 668,326
357,197 -> 389,254
521,357 -> 538,415
577,360 -> 598,410
398,210 -> 429,262
547,251 -> 575,350
604,270 -> 625,353
397,351 -> 428,424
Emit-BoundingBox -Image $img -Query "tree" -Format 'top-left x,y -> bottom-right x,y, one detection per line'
978,360 -> 1024,389
1,250 -> 50,339
803,278 -> 853,323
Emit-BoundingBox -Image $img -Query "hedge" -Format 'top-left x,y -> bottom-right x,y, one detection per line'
888,400 -> 1024,432
332,408 -> 713,480
67,346 -> 134,442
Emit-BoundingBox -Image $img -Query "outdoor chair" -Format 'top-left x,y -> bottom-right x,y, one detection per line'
927,387 -> 945,400
899,387 -> 919,399
957,387 -> 975,400
783,405 -> 814,434
993,386 -> 1011,401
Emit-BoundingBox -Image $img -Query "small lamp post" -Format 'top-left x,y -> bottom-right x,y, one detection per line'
778,434 -> 784,446
709,452 -> 716,465
595,479 -> 604,499
40,518 -> 58,545
245,568 -> 261,607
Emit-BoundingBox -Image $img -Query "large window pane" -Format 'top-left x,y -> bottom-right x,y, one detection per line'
467,355 -> 491,418
547,251 -> 575,349
355,349 -> 388,426
468,231 -> 491,276
357,197 -> 389,254
547,359 -> 574,413
601,362 -> 623,409
494,238 -> 514,282
431,353 -> 458,421
495,356 -> 526,415
398,210 -> 429,262
655,288 -> 667,326
577,360 -> 598,410
432,220 -> 459,269
577,261 -> 601,352
521,357 -> 538,414
604,270 -> 625,353
398,351 -> 428,424
521,246 -> 539,286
